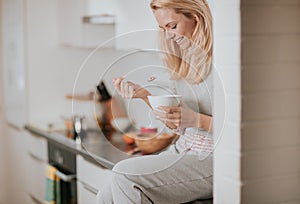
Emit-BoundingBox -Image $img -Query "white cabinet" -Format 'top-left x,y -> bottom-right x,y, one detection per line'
58,0 -> 118,48
4,126 -> 47,204
76,155 -> 112,204
25,132 -> 48,204
58,0 -> 159,50
5,125 -> 31,204
2,123 -> 47,204
1,0 -> 26,129
1,0 -> 29,202
77,181 -> 99,204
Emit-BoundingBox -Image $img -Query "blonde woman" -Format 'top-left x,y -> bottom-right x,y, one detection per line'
98,0 -> 214,203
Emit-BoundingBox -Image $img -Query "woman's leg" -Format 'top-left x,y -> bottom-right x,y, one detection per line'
97,153 -> 213,204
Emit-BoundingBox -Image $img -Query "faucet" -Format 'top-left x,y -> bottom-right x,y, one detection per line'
73,115 -> 86,144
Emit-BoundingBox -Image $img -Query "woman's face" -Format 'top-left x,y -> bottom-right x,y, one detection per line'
154,8 -> 197,49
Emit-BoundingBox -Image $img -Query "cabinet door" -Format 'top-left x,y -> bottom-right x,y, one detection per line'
2,0 -> 26,128
58,0 -> 118,48
77,155 -> 112,192
26,156 -> 47,204
25,132 -> 48,203
5,125 -> 31,204
77,181 -> 98,204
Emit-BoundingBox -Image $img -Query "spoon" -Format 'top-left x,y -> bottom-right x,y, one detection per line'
147,76 -> 157,82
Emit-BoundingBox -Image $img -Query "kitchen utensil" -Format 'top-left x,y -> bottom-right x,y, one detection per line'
65,91 -> 96,101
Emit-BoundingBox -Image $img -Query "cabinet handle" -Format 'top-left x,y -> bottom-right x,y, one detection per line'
6,121 -> 22,131
81,181 -> 98,195
55,170 -> 76,182
28,151 -> 45,163
29,194 -> 44,204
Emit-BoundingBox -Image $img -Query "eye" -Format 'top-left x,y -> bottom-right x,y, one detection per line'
171,24 -> 177,29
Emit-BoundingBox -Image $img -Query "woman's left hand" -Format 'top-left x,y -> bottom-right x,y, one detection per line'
152,105 -> 199,130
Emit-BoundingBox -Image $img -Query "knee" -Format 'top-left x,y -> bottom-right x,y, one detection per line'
112,159 -> 127,173
112,158 -> 138,174
111,170 -> 131,189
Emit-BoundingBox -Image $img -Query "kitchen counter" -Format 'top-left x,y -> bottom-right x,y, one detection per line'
25,124 -> 139,169
25,125 -> 213,204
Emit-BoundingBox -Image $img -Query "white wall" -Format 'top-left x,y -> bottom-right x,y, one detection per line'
25,0 -> 111,123
213,0 -> 242,203
26,0 -> 162,126
24,0 -> 166,130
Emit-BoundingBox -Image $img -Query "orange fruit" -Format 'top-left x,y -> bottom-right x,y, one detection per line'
122,134 -> 135,145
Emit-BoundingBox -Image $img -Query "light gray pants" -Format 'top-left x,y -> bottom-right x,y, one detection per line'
97,145 -> 213,204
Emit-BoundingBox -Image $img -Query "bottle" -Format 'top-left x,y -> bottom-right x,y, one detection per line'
96,81 -> 115,139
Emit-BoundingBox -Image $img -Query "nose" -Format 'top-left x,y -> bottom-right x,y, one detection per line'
165,31 -> 176,40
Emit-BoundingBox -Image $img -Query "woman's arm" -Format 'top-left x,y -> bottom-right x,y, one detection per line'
113,77 -> 213,132
113,77 -> 152,106
153,106 -> 213,133
199,113 -> 213,133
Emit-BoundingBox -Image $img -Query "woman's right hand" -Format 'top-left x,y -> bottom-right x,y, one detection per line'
113,77 -> 151,100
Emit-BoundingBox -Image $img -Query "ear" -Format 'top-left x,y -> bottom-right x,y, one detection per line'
193,14 -> 199,22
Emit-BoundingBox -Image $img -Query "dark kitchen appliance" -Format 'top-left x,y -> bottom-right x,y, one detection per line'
96,81 -> 115,138
48,141 -> 77,204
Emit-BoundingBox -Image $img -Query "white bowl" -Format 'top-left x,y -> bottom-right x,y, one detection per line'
111,117 -> 132,132
147,95 -> 182,109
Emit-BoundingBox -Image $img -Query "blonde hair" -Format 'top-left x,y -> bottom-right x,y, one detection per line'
150,0 -> 212,84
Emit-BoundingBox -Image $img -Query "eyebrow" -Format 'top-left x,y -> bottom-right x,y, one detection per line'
159,21 -> 176,29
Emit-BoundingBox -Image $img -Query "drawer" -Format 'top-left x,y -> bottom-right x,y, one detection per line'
77,181 -> 98,204
26,154 -> 47,202
77,155 -> 112,191
26,131 -> 48,162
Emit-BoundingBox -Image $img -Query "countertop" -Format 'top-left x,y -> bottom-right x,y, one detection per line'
25,124 -> 140,169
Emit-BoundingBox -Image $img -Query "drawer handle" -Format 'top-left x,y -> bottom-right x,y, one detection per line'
28,151 -> 45,163
29,194 -> 44,204
81,182 -> 98,195
6,121 -> 22,131
55,170 -> 76,182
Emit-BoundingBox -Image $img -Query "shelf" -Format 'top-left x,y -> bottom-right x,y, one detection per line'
82,14 -> 115,25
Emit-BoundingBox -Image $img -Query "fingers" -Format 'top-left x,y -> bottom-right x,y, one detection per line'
113,77 -> 124,96
153,109 -> 181,119
160,118 -> 181,127
165,122 -> 178,130
153,106 -> 181,118
129,86 -> 134,97
124,81 -> 135,98
156,117 -> 180,129
152,106 -> 182,129
113,77 -> 137,98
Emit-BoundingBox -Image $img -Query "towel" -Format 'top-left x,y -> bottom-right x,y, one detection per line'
55,172 -> 61,204
45,164 -> 61,204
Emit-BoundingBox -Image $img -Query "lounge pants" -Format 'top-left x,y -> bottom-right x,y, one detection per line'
97,146 -> 213,204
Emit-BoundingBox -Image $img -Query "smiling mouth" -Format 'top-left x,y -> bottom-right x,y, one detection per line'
175,36 -> 184,44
